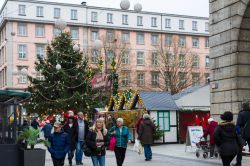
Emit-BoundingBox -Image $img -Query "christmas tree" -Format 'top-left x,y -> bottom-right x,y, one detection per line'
26,32 -> 93,114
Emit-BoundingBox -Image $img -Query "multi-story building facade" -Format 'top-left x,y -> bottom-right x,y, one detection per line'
0,0 -> 209,91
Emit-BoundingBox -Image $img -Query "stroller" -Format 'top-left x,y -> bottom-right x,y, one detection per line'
195,137 -> 219,159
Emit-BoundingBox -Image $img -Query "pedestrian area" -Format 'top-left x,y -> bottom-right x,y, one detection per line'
43,144 -> 250,166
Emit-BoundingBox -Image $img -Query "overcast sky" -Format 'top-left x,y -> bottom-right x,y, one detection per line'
0,0 -> 209,17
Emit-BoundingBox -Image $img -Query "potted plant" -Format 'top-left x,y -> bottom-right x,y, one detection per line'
18,127 -> 49,166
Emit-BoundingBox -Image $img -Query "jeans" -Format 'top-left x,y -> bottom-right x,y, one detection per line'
143,144 -> 152,159
52,157 -> 65,166
114,146 -> 126,166
68,149 -> 75,164
236,138 -> 250,165
75,141 -> 85,162
221,155 -> 235,166
91,155 -> 105,166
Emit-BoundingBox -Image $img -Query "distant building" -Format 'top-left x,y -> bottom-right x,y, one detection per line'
0,0 -> 209,91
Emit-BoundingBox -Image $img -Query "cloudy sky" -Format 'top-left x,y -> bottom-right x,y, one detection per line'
0,0 -> 209,17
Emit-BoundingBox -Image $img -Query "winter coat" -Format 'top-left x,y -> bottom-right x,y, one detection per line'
48,131 -> 70,159
213,122 -> 239,156
31,120 -> 39,129
86,129 -> 110,156
203,121 -> 218,145
63,123 -> 78,150
109,126 -> 131,148
236,109 -> 250,139
75,119 -> 89,141
42,123 -> 52,138
138,118 -> 155,145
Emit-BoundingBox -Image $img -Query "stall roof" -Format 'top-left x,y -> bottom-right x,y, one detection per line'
0,90 -> 31,104
140,91 -> 179,111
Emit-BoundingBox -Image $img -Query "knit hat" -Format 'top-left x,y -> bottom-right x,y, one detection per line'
53,122 -> 61,128
220,111 -> 233,122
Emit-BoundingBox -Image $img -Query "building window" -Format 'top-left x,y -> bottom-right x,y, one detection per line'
36,6 -> 44,17
179,54 -> 185,67
91,49 -> 99,64
151,34 -> 158,45
122,51 -> 130,64
179,72 -> 186,87
35,24 -> 45,37
205,22 -> 209,32
151,17 -> 157,27
71,9 -> 78,20
205,56 -> 210,68
205,38 -> 209,48
107,50 -> 114,64
53,27 -> 60,37
192,73 -> 200,86
107,13 -> 113,24
36,44 -> 45,59
192,37 -> 199,48
179,20 -> 184,30
137,73 -> 145,86
192,55 -> 199,68
107,30 -> 114,42
179,36 -> 186,47
121,31 -> 130,43
121,73 -> 130,86
122,15 -> 128,25
165,35 -> 172,46
36,71 -> 45,81
152,52 -> 158,66
157,111 -> 170,132
137,16 -> 143,26
91,12 -> 98,22
18,67 -> 28,84
192,21 -> 198,31
70,27 -> 79,39
165,19 -> 171,28
17,23 -> 27,36
18,5 -> 26,15
151,72 -> 159,87
54,8 -> 60,18
137,51 -> 144,65
91,31 -> 99,41
136,32 -> 144,45
18,44 -> 27,59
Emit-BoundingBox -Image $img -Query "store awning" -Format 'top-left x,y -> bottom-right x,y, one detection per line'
0,90 -> 31,104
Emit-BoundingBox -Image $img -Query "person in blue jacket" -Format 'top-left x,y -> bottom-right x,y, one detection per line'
42,120 -> 52,140
109,118 -> 131,166
48,122 -> 70,166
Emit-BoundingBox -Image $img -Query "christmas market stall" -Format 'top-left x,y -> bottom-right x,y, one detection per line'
0,90 -> 31,166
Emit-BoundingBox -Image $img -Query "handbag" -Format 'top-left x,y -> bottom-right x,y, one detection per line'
82,144 -> 92,157
108,136 -> 116,151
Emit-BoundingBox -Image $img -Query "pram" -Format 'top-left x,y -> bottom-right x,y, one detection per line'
195,137 -> 219,159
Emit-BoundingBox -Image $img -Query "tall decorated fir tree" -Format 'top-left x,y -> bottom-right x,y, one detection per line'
26,32 -> 93,115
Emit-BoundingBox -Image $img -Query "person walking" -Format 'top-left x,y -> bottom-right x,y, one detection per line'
109,118 -> 131,166
48,122 -> 70,166
86,118 -> 110,166
75,112 -> 89,165
138,114 -> 155,161
214,111 -> 239,166
203,117 -> 218,158
22,119 -> 29,131
63,116 -> 77,166
31,117 -> 39,129
42,120 -> 52,140
233,101 -> 250,166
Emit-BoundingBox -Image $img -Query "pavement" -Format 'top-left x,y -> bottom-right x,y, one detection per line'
41,143 -> 250,166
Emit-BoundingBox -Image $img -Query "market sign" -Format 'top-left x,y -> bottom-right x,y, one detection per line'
91,74 -> 111,89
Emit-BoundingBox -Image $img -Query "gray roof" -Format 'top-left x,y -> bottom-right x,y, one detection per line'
139,91 -> 179,111
172,85 -> 207,100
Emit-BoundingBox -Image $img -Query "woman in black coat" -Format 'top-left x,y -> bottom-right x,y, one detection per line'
86,118 -> 110,166
63,116 -> 77,166
214,111 -> 239,166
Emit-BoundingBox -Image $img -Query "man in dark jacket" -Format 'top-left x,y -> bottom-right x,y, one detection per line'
42,120 -> 52,140
138,114 -> 155,161
203,118 -> 218,158
31,117 -> 39,129
233,101 -> 250,166
63,116 -> 77,166
48,122 -> 70,166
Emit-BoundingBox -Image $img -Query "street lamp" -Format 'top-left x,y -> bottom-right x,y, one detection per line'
55,19 -> 67,31
120,0 -> 130,10
134,3 -> 142,12
73,44 -> 80,52
93,39 -> 103,50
